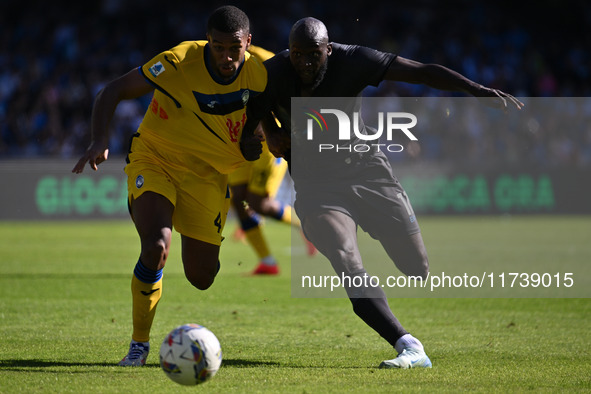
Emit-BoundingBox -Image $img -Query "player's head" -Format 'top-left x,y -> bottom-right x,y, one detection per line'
206,6 -> 252,81
288,17 -> 332,89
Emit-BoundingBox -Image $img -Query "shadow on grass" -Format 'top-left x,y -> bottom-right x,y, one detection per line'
0,358 -> 281,371
222,358 -> 281,368
0,358 -> 141,371
2,358 -> 372,371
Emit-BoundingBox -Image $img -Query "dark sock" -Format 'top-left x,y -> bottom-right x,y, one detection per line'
350,297 -> 408,348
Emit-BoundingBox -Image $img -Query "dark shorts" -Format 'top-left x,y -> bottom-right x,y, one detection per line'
293,151 -> 420,240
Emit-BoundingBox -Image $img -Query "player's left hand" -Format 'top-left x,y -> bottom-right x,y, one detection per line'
477,86 -> 524,111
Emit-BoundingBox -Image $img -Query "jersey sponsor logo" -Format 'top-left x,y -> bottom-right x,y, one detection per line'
149,97 -> 168,119
226,113 -> 247,142
148,61 -> 165,77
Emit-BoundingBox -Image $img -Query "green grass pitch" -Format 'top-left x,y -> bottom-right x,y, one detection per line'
0,216 -> 589,392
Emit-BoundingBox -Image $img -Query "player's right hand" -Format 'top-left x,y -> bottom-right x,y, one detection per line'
72,144 -> 109,174
240,133 -> 263,161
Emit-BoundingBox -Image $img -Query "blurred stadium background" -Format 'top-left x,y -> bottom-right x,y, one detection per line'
0,0 -> 590,219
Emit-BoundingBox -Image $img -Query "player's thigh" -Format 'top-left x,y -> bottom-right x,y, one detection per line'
364,194 -> 429,277
379,231 -> 429,278
379,230 -> 428,263
352,180 -> 428,277
301,209 -> 363,275
229,183 -> 248,211
173,173 -> 230,247
228,164 -> 251,213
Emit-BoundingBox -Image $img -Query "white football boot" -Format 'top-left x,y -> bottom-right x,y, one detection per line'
379,347 -> 432,369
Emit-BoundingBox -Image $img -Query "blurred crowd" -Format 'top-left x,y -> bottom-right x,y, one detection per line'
0,0 -> 589,167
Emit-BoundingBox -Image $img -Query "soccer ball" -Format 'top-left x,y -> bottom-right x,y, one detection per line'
159,323 -> 222,385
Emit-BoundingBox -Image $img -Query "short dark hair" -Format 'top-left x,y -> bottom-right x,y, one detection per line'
289,17 -> 329,46
207,6 -> 250,34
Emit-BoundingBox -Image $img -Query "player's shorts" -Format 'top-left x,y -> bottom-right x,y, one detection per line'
125,132 -> 230,246
228,146 -> 288,198
294,151 -> 420,240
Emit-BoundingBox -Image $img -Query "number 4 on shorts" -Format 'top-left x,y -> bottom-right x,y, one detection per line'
214,212 -> 222,233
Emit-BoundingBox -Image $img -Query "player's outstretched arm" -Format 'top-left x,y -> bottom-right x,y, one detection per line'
72,69 -> 154,174
385,56 -> 523,110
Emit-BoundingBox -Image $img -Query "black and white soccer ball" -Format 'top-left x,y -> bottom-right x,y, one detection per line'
159,324 -> 222,385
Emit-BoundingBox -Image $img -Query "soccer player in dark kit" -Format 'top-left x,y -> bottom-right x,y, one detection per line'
245,17 -> 523,368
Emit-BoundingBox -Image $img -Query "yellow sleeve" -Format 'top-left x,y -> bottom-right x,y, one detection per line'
247,45 -> 275,63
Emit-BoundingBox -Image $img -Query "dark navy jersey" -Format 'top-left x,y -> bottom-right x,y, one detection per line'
253,42 -> 396,124
248,43 -> 397,181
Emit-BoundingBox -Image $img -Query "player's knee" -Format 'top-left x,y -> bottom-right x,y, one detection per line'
328,247 -> 363,273
245,197 -> 261,212
184,260 -> 220,290
186,271 -> 216,290
230,194 -> 243,209
140,238 -> 169,269
416,258 -> 429,280
405,254 -> 429,280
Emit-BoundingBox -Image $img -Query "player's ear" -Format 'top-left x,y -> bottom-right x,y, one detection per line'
245,33 -> 252,48
326,43 -> 333,56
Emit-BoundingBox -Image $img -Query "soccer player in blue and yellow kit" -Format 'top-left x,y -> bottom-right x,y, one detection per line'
72,6 -> 266,366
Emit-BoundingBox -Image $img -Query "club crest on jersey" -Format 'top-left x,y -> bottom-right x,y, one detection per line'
135,175 -> 144,189
241,90 -> 250,105
148,61 -> 165,77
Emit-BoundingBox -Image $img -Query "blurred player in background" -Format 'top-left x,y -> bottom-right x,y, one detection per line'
228,45 -> 295,276
229,45 -> 317,276
248,17 -> 523,369
72,6 -> 265,366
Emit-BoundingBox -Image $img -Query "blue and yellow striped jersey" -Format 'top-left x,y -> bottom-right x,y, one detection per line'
138,40 -> 267,174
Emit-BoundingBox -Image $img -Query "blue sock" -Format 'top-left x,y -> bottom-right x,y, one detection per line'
240,214 -> 261,231
272,203 -> 285,221
133,260 -> 163,284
